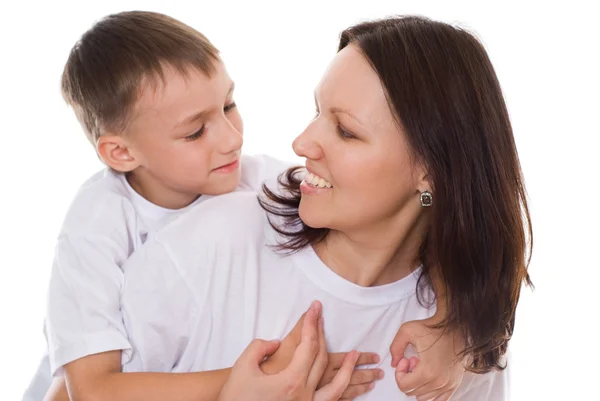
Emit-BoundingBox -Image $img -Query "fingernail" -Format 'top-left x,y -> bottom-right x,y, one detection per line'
369,382 -> 375,390
377,369 -> 384,379
373,354 -> 380,363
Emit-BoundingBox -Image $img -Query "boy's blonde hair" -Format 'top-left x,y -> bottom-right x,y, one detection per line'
61,11 -> 220,144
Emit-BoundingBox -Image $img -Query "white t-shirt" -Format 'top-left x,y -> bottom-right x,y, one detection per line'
119,191 -> 508,400
40,153 -> 291,380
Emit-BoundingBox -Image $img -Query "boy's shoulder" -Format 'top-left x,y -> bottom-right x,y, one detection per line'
58,168 -> 137,238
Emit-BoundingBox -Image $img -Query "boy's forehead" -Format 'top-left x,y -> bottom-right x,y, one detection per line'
127,61 -> 230,129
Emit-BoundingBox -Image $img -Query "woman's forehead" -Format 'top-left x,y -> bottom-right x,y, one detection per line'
315,45 -> 394,129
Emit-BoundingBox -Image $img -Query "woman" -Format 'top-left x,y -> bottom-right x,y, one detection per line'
118,15 -> 531,400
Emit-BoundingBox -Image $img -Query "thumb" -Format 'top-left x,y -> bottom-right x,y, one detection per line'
390,324 -> 412,367
239,339 -> 281,367
394,357 -> 410,389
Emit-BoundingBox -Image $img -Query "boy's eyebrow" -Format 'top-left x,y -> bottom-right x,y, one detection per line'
175,82 -> 235,128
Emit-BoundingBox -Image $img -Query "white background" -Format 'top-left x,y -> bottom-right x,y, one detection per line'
1,0 -> 598,399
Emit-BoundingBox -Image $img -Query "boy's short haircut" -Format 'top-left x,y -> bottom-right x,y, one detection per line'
61,11 -> 220,144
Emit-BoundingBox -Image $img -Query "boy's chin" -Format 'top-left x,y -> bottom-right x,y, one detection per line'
201,175 -> 241,196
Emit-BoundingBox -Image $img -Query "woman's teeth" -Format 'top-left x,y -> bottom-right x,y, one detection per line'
304,172 -> 332,188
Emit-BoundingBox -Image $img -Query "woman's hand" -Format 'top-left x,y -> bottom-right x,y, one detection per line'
218,300 -> 360,401
390,319 -> 466,401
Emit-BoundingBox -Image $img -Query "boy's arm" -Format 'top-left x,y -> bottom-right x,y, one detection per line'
59,331 -> 381,401
62,351 -> 230,401
46,236 -> 134,374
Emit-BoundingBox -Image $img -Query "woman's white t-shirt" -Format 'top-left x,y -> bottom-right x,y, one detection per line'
119,191 -> 508,401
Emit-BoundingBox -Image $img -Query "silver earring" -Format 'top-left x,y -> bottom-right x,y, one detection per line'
420,190 -> 433,207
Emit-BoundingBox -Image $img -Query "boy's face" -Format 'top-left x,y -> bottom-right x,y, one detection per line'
124,61 -> 243,206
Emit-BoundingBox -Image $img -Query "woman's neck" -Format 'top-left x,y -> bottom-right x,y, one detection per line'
313,208 -> 428,287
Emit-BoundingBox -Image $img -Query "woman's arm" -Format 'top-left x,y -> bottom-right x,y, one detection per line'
389,267 -> 467,401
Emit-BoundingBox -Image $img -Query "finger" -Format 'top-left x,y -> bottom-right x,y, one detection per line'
328,352 -> 380,369
320,351 -> 381,389
238,339 -> 281,367
285,300 -> 322,379
390,323 -> 412,367
340,382 -> 375,400
394,358 -> 411,391
348,368 -> 384,385
307,315 -> 329,388
315,350 -> 359,401
356,352 -> 380,366
396,358 -> 434,396
409,356 -> 420,371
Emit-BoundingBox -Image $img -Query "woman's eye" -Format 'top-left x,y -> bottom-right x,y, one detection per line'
185,125 -> 205,141
224,101 -> 237,112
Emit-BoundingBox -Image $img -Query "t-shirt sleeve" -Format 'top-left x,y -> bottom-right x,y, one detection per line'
45,236 -> 131,376
239,154 -> 296,191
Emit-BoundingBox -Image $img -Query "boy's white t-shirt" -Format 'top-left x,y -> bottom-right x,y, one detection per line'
119,191 -> 508,401
39,154 -> 292,380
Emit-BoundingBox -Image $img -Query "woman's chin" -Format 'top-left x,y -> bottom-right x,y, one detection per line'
298,203 -> 331,230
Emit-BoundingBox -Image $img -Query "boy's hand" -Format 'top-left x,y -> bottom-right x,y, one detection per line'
261,309 -> 382,400
390,319 -> 466,401
219,300 -> 359,401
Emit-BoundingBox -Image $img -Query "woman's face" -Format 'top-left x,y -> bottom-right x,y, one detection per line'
293,45 -> 428,234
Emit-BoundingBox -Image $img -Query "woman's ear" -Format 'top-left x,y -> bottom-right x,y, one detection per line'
415,163 -> 432,194
96,135 -> 141,172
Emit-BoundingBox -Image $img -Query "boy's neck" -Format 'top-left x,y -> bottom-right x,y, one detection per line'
125,171 -> 200,210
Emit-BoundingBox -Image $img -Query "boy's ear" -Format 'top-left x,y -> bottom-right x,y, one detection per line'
96,135 -> 141,172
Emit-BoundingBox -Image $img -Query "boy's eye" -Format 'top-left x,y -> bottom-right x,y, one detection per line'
185,125 -> 205,141
224,101 -> 237,112
337,124 -> 356,139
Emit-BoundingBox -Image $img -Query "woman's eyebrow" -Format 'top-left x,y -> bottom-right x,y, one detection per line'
330,106 -> 366,128
314,91 -> 366,128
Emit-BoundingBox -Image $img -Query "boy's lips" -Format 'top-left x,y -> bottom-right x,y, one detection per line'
212,159 -> 240,173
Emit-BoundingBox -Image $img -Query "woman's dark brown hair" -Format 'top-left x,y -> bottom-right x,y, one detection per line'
259,15 -> 532,373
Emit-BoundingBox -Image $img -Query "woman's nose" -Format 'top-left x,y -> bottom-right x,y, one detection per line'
292,126 -> 323,161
